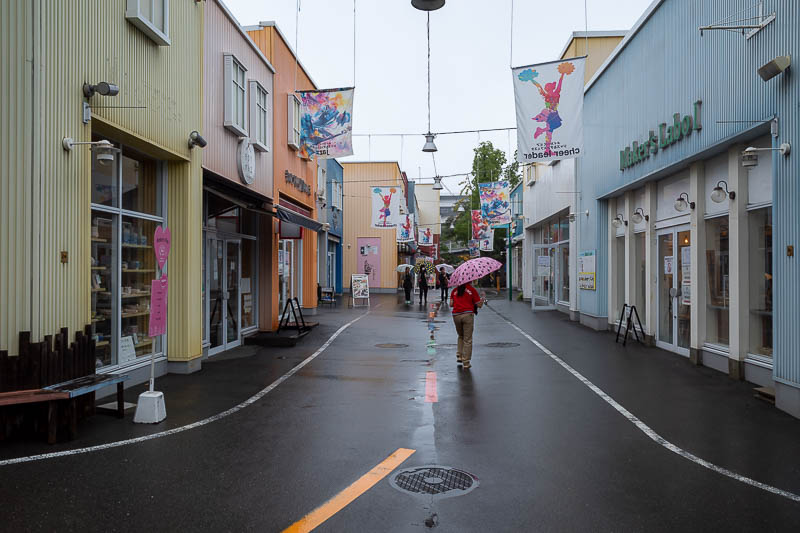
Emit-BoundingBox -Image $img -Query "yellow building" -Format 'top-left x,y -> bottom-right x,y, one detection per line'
341,162 -> 406,292
0,1 -> 205,379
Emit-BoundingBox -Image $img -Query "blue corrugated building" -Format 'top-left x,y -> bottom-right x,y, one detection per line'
319,159 -> 344,294
573,0 -> 800,417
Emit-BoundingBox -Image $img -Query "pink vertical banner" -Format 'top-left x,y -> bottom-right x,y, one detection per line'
148,275 -> 168,337
153,226 -> 171,270
357,237 -> 381,286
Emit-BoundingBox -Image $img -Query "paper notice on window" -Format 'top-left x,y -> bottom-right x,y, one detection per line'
119,336 -> 137,363
241,277 -> 251,294
681,280 -> 691,306
664,255 -> 674,275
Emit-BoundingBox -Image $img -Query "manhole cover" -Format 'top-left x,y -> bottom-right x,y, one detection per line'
375,343 -> 409,348
389,465 -> 478,499
485,342 -> 520,348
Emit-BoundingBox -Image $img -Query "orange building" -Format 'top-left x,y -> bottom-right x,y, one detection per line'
246,21 -> 321,326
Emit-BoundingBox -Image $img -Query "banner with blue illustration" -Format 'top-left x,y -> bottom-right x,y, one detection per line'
479,181 -> 511,227
418,227 -> 433,246
513,57 -> 585,163
298,87 -> 354,159
397,212 -> 414,243
468,239 -> 480,258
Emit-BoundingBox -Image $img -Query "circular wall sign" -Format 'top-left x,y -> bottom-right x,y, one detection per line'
237,137 -> 256,185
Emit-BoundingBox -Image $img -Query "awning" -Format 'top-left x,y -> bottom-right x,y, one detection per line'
276,205 -> 323,233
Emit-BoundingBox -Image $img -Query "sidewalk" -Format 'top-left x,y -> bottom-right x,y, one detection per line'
485,295 -> 800,496
0,301 -> 367,462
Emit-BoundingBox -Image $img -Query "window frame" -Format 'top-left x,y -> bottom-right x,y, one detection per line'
224,54 -> 248,137
288,94 -> 301,150
249,80 -> 270,152
125,0 -> 170,46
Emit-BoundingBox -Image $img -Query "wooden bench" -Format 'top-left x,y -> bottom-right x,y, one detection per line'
319,287 -> 337,307
0,374 -> 128,444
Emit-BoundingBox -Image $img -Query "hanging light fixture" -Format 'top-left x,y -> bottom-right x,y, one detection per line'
421,12 -> 437,153
449,222 -> 455,230
433,175 -> 443,190
674,192 -> 695,212
611,214 -> 627,228
631,208 -> 649,224
457,203 -> 465,213
711,180 -> 735,203
411,0 -> 445,10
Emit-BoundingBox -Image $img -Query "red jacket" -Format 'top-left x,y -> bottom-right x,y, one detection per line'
450,285 -> 481,315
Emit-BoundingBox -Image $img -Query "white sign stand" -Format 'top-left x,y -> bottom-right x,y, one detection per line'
134,227 -> 170,424
351,274 -> 371,307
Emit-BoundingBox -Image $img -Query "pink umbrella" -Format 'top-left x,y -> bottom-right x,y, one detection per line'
448,257 -> 503,288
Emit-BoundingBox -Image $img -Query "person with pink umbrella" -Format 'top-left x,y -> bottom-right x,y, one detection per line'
448,257 -> 502,369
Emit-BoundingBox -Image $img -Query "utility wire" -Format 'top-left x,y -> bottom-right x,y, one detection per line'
352,127 -> 516,137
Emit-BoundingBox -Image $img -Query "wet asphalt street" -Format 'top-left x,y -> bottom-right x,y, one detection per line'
2,293 -> 800,532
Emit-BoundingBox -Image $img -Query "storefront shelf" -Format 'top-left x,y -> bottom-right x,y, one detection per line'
91,266 -> 107,271
135,340 -> 153,348
91,317 -> 110,323
122,244 -> 153,249
91,288 -> 108,293
122,269 -> 155,273
122,311 -> 150,318
91,237 -> 108,243
95,340 -> 110,347
122,293 -> 151,299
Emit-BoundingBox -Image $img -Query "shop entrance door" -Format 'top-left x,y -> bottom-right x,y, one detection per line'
532,244 -> 556,311
209,237 -> 242,356
656,225 -> 691,356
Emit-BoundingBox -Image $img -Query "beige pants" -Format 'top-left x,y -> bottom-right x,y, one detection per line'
453,312 -> 475,362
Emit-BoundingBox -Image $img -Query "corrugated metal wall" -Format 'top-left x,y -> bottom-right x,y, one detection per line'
1,0 -> 204,357
341,162 -> 401,289
0,0 -> 34,353
579,0 -> 799,385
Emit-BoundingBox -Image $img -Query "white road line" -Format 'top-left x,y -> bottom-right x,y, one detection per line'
489,305 -> 800,504
0,311 -> 369,467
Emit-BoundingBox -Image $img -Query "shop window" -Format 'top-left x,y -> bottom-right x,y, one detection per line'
250,81 -> 269,152
241,239 -> 257,329
125,0 -> 170,46
317,166 -> 327,202
288,94 -> 301,150
705,216 -> 730,346
559,215 -> 569,242
749,207 -> 772,357
224,55 -> 248,136
559,245 -> 569,303
91,142 -> 165,369
331,180 -> 342,210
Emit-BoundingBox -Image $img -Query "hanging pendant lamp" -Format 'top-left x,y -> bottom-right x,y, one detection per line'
412,0 -> 445,11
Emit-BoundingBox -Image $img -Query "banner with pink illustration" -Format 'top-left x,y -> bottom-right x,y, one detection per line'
298,87 -> 354,159
478,181 -> 511,227
397,212 -> 414,243
471,210 -> 492,240
371,186 -> 401,228
357,237 -> 381,286
418,227 -> 433,246
513,56 -> 585,163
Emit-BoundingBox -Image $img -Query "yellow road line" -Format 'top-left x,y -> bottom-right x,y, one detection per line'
283,447 -> 416,533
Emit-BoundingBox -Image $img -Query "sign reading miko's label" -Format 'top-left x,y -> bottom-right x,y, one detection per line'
620,101 -> 703,171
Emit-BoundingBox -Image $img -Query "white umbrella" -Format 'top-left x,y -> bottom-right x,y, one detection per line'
436,264 -> 455,274
396,264 -> 414,272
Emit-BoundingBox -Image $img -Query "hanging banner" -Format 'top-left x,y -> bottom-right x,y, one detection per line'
298,87 -> 354,159
371,187 -> 401,228
479,233 -> 494,252
418,227 -> 433,246
513,56 -> 585,163
479,181 -> 511,227
148,275 -> 168,337
471,210 -> 492,240
468,240 -> 480,258
397,212 -> 414,242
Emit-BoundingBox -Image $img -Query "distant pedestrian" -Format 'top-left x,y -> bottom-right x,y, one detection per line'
450,282 -> 483,369
418,271 -> 428,304
403,271 -> 413,304
438,270 -> 449,302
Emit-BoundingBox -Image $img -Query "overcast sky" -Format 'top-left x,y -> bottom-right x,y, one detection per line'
226,0 -> 653,193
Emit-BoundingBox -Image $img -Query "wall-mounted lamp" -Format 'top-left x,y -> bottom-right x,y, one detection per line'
711,180 -> 735,203
674,192 -> 695,212
741,152 -> 759,168
611,213 -> 627,228
432,175 -> 443,190
743,143 -> 791,156
631,208 -> 649,224
83,82 -> 119,98
757,55 -> 791,82
412,0 -> 445,10
188,131 -> 208,149
62,137 -> 117,165
567,213 -> 577,223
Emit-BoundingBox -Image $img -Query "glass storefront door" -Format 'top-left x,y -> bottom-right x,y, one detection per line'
657,226 -> 691,356
532,244 -> 556,310
208,236 -> 241,355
